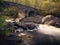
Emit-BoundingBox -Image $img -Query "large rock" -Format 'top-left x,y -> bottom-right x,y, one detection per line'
42,15 -> 60,27
14,22 -> 38,32
14,22 -> 27,30
20,15 -> 43,24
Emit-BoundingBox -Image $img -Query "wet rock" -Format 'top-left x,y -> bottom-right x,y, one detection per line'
20,15 -> 43,24
25,22 -> 37,30
14,22 -> 27,30
42,15 -> 60,27
14,22 -> 38,32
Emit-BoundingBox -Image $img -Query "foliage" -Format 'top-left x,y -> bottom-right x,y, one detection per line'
0,16 -> 6,29
0,7 -> 4,12
0,0 -> 4,12
4,0 -> 60,8
0,0 -> 4,4
39,0 -> 60,17
0,16 -> 12,35
51,0 -> 59,2
40,1 -> 49,10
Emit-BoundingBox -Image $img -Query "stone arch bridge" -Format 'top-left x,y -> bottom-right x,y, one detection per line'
2,1 -> 43,17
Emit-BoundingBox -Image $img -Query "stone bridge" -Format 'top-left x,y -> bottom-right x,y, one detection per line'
2,1 -> 43,16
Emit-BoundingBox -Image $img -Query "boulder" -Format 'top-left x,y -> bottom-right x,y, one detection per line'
20,15 -> 43,24
14,22 -> 27,30
14,22 -> 38,31
42,15 -> 60,27
25,22 -> 37,30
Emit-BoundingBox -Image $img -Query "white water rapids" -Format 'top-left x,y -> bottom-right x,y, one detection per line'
37,24 -> 60,37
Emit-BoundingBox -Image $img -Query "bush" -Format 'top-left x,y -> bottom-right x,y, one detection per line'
0,16 -> 12,35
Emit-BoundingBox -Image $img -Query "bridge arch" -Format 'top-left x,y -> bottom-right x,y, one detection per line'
6,6 -> 25,22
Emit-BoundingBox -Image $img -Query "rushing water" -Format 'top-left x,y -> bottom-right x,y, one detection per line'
37,24 -> 60,38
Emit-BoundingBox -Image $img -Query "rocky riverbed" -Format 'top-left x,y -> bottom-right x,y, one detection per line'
0,15 -> 60,45
0,1 -> 60,45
